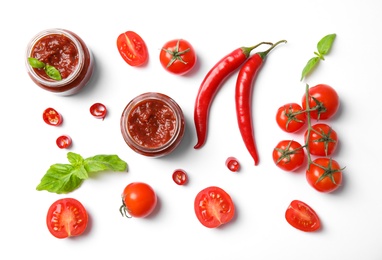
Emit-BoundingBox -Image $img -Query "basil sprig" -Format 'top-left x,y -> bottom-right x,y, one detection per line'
36,152 -> 128,194
28,57 -> 62,81
300,33 -> 336,81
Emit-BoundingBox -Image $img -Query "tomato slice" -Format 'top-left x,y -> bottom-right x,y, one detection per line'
46,198 -> 88,239
172,169 -> 188,185
56,135 -> 72,149
117,31 -> 148,66
285,200 -> 320,232
43,107 -> 63,126
90,102 -> 107,120
194,186 -> 235,228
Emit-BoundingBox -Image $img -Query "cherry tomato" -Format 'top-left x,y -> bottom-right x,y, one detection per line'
285,200 -> 320,232
172,169 -> 188,185
56,135 -> 72,149
160,39 -> 197,75
226,156 -> 240,172
276,103 -> 306,133
306,158 -> 343,193
90,103 -> 107,120
302,84 -> 340,120
117,31 -> 148,66
273,140 -> 305,172
305,123 -> 338,156
46,198 -> 88,239
194,186 -> 235,228
43,107 -> 63,126
120,182 -> 157,218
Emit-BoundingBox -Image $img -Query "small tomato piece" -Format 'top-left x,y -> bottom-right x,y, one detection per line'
43,107 -> 63,126
46,198 -> 88,239
306,158 -> 343,193
120,182 -> 157,218
225,156 -> 240,172
285,200 -> 321,232
117,31 -> 148,66
160,39 -> 197,75
194,186 -> 235,228
90,103 -> 107,120
56,135 -> 72,149
172,169 -> 188,185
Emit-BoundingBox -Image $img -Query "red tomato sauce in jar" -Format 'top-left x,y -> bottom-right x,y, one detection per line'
121,92 -> 185,157
26,28 -> 94,96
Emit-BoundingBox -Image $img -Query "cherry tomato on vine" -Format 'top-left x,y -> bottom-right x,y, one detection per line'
226,156 -> 240,172
273,140 -> 305,172
194,186 -> 235,228
305,123 -> 338,156
46,198 -> 88,239
172,169 -> 188,185
160,39 -> 196,75
302,84 -> 339,120
276,103 -> 306,133
285,200 -> 320,232
90,103 -> 107,120
43,107 -> 63,126
120,182 -> 157,218
306,158 -> 343,193
117,31 -> 148,66
56,135 -> 72,149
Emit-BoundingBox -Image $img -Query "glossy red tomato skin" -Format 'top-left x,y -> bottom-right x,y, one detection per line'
56,135 -> 72,149
160,39 -> 196,75
285,200 -> 320,232
306,158 -> 343,193
43,107 -> 63,126
121,182 -> 157,218
90,103 -> 107,120
117,31 -> 148,66
276,103 -> 306,133
273,140 -> 305,172
302,84 -> 339,120
46,198 -> 88,239
172,169 -> 188,185
305,123 -> 338,156
194,186 -> 235,228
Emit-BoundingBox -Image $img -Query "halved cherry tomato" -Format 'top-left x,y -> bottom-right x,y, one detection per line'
273,140 -> 305,172
117,31 -> 148,66
226,156 -> 240,172
302,84 -> 340,120
194,186 -> 235,228
172,169 -> 188,185
276,103 -> 306,133
43,107 -> 63,126
56,135 -> 72,149
120,182 -> 157,218
285,200 -> 320,232
160,39 -> 197,75
46,198 -> 88,239
305,123 -> 338,156
306,157 -> 343,193
90,103 -> 107,120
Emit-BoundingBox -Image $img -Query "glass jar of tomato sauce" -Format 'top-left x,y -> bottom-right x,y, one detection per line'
121,92 -> 185,157
25,28 -> 94,96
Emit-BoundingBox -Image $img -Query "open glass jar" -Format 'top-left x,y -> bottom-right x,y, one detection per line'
121,92 -> 185,157
25,28 -> 94,96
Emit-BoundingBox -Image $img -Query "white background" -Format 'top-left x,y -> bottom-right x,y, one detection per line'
1,0 -> 381,259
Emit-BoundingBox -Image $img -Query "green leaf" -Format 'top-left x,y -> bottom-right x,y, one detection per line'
317,34 -> 336,56
28,57 -> 45,69
45,64 -> 62,81
301,56 -> 320,81
67,152 -> 84,166
36,164 -> 84,194
84,154 -> 128,173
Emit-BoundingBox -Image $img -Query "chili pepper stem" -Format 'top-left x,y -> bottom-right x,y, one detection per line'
242,42 -> 274,57
258,40 -> 287,59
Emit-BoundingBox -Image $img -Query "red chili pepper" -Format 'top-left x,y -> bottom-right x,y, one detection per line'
235,40 -> 286,165
193,42 -> 272,149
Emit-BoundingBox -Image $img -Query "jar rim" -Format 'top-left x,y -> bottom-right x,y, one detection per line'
25,28 -> 84,88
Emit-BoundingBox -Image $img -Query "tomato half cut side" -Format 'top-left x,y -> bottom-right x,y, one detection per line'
46,198 -> 88,239
117,31 -> 148,66
285,200 -> 320,232
194,186 -> 235,228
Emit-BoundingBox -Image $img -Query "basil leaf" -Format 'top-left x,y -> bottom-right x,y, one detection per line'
28,57 -> 45,69
36,164 -> 84,194
45,64 -> 62,81
301,56 -> 320,81
84,154 -> 128,173
317,34 -> 336,55
67,152 -> 84,166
